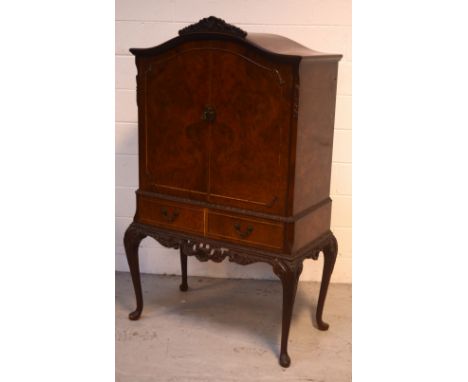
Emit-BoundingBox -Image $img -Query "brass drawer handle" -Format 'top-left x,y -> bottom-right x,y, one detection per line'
201,105 -> 216,122
234,223 -> 254,239
160,207 -> 180,223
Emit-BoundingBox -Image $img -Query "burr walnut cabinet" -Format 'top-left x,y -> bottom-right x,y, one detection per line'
123,16 -> 342,368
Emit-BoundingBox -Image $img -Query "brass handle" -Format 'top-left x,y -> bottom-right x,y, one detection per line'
160,207 -> 180,223
201,106 -> 216,122
234,223 -> 254,239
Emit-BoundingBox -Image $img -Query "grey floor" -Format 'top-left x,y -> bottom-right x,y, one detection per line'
116,272 -> 351,382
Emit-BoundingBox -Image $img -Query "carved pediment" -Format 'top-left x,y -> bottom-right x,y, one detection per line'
178,16 -> 247,38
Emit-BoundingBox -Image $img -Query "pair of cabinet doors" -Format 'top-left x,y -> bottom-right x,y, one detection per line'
136,40 -> 295,216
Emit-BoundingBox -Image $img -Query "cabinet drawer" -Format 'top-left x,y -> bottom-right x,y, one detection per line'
136,195 -> 204,235
206,211 -> 285,251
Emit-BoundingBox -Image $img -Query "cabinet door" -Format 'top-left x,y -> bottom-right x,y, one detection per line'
208,46 -> 292,214
140,46 -> 211,199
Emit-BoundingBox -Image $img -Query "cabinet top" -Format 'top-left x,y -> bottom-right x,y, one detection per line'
129,16 -> 342,62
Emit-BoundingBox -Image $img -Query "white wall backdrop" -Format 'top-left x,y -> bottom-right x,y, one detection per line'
115,0 -> 352,282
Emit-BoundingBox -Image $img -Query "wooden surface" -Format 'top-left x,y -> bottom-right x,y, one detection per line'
136,194 -> 205,235
206,211 -> 285,251
132,31 -> 341,253
136,39 -> 293,215
292,59 -> 339,215
125,16 -> 342,368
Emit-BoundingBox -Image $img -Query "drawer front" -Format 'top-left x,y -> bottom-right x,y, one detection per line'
206,211 -> 285,251
136,195 -> 204,235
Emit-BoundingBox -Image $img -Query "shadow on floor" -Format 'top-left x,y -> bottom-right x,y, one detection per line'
116,271 -> 342,356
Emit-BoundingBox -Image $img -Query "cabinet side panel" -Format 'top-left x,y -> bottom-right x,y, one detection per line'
293,60 -> 339,214
292,201 -> 331,252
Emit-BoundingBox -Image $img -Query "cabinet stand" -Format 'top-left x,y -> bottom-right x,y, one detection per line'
124,222 -> 337,367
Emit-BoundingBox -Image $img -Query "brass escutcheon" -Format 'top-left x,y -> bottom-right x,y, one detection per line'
201,105 -> 216,122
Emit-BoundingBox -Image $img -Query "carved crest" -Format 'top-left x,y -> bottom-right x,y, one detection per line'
178,16 -> 247,38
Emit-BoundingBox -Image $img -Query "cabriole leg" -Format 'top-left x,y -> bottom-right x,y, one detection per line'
179,248 -> 188,291
124,223 -> 147,321
273,260 -> 303,368
316,234 -> 338,330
